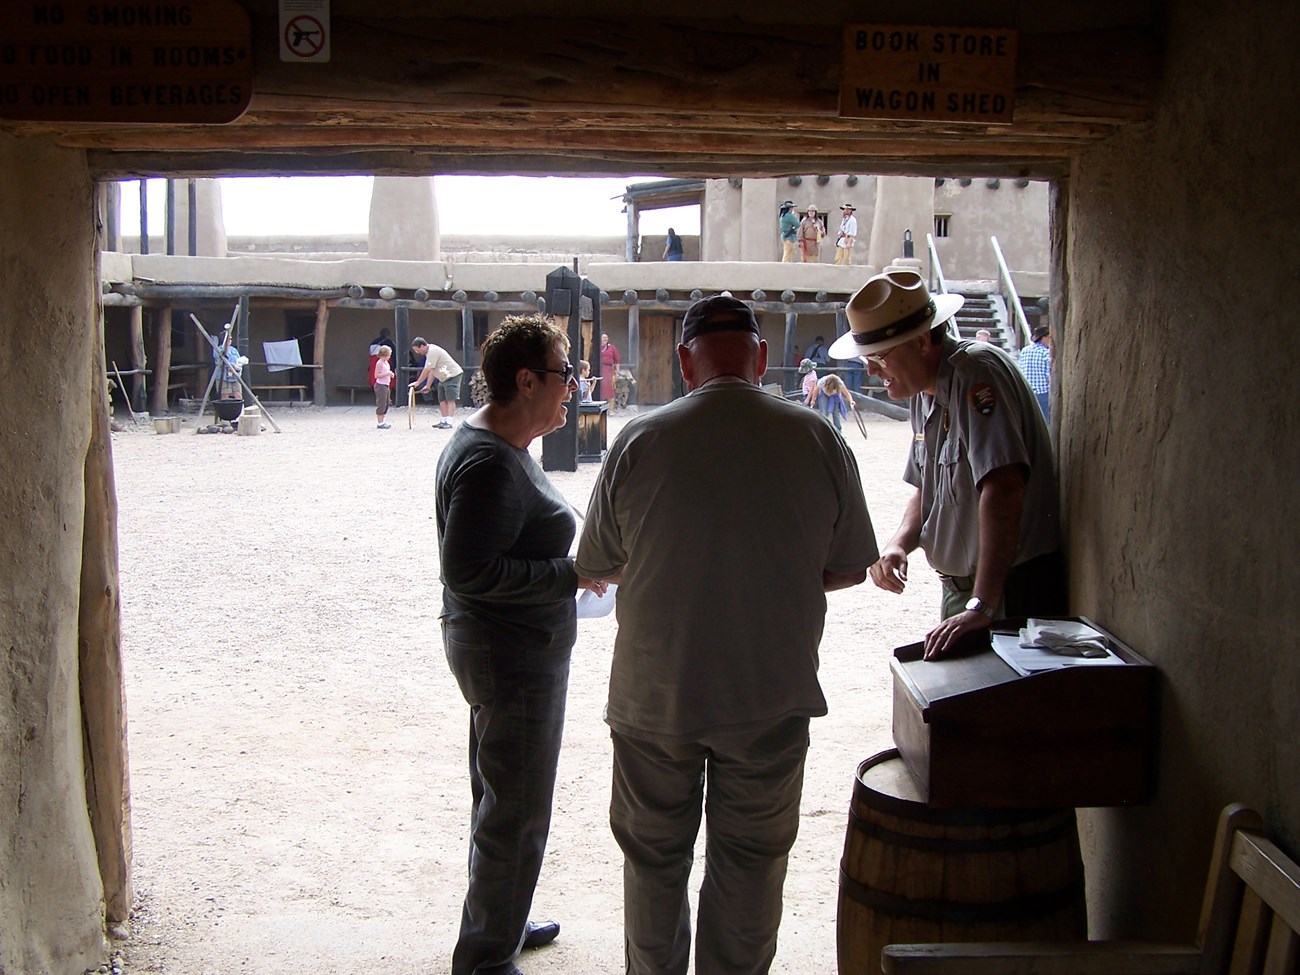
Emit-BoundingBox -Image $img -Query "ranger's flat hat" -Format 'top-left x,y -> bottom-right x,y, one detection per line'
829,269 -> 964,359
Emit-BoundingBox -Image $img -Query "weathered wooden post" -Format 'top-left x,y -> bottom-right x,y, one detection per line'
460,300 -> 475,406
311,300 -> 329,407
626,292 -> 640,406
394,303 -> 410,391
783,311 -> 799,394
129,304 -> 146,412
542,266 -> 581,472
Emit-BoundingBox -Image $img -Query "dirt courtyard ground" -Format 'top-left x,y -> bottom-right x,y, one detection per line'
108,401 -> 941,974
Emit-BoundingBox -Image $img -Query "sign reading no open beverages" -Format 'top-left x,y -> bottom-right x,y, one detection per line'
839,24 -> 1017,124
0,1 -> 252,123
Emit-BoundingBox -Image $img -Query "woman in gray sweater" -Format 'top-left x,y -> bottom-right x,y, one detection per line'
435,314 -> 605,975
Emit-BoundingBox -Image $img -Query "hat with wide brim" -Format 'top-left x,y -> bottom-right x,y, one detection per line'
780,200 -> 797,208
840,203 -> 857,211
828,269 -> 964,360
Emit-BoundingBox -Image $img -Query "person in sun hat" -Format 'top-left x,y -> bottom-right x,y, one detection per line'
830,268 -> 1064,660
577,293 -> 877,975
798,204 -> 824,262
835,202 -> 858,265
778,200 -> 800,262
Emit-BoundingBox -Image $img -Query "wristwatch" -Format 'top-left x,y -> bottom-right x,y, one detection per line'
964,596 -> 996,620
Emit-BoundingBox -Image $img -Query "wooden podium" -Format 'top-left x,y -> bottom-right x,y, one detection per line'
890,617 -> 1159,809
578,400 -> 608,462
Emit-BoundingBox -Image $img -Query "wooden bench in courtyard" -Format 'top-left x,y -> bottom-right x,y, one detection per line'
336,384 -> 376,404
882,803 -> 1300,975
251,384 -> 308,403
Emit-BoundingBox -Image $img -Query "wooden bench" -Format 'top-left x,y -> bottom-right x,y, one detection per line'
251,384 -> 308,402
336,384 -> 375,404
882,803 -> 1299,975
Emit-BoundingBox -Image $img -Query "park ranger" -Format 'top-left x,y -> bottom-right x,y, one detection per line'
831,268 -> 1065,659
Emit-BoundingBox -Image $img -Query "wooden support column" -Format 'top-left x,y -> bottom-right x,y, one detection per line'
783,311 -> 799,393
312,299 -> 329,406
186,179 -> 197,257
104,181 -> 120,253
165,178 -> 176,256
237,296 -> 251,404
625,199 -> 639,263
394,304 -> 411,390
138,179 -> 149,255
627,303 -> 640,375
151,306 -> 173,416
460,304 -> 474,404
81,301 -> 133,924
129,304 -> 146,412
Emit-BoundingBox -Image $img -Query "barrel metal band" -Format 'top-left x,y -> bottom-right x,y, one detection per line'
847,805 -> 1076,854
837,865 -> 1084,924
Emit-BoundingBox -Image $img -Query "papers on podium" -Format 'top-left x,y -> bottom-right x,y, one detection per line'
992,618 -> 1128,677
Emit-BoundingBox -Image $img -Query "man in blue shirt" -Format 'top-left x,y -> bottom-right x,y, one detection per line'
778,200 -> 799,262
1017,325 -> 1052,420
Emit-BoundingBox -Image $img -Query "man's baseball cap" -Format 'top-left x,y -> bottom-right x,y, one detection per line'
681,295 -> 761,344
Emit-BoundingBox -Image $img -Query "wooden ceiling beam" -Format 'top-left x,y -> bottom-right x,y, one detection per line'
55,123 -> 1099,155
86,148 -> 1070,181
242,18 -> 1157,126
5,14 -> 1157,178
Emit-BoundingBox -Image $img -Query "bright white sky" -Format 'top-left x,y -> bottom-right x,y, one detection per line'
117,175 -> 701,238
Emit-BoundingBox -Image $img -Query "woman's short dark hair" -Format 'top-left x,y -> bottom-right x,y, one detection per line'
480,314 -> 569,404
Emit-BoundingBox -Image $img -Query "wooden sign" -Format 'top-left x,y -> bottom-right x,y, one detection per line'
840,24 -> 1017,124
0,1 -> 253,123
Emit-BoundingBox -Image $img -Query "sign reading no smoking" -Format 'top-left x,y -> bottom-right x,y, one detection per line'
280,0 -> 330,62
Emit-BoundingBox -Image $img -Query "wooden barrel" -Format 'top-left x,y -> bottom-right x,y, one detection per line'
836,749 -> 1086,975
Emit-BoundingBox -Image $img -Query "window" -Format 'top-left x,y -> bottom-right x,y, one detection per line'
934,214 -> 951,238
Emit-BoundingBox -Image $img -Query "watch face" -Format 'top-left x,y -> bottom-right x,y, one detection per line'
965,597 -> 982,612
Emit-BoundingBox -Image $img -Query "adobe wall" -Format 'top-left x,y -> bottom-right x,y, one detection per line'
934,178 -> 1049,293
0,133 -> 107,971
1064,0 -> 1300,938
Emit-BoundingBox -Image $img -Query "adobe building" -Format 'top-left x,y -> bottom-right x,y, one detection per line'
1,0 -> 1297,971
98,171 -> 1047,411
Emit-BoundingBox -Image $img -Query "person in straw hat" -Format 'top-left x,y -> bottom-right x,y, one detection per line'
798,205 -> 824,263
829,268 -> 1065,659
834,202 -> 858,265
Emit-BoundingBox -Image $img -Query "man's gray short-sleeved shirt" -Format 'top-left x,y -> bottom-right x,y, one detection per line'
904,336 -> 1059,578
576,380 -> 878,743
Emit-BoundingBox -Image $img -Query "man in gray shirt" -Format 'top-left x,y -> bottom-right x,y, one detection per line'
577,294 -> 877,975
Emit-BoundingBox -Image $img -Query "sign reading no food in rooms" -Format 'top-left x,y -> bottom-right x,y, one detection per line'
0,1 -> 253,123
839,24 -> 1017,124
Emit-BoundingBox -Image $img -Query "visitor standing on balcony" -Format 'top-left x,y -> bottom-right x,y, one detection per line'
798,205 -> 824,263
835,203 -> 858,265
663,228 -> 684,261
778,200 -> 799,262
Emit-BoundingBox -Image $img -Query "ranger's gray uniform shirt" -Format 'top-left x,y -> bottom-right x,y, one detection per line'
576,380 -> 878,744
904,335 -> 1059,578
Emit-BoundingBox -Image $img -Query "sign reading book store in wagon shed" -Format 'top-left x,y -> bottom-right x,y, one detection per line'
840,24 -> 1017,124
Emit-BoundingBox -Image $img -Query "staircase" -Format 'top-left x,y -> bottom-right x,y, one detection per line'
950,291 -> 1013,350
